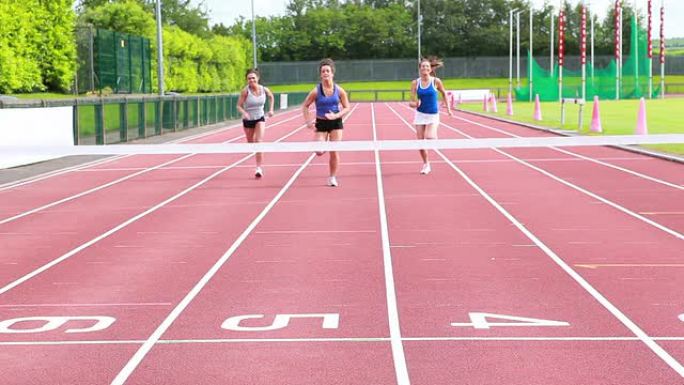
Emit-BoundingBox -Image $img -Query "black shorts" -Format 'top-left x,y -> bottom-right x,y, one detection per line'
315,118 -> 343,132
243,116 -> 265,129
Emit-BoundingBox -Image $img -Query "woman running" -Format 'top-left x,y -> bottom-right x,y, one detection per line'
237,68 -> 275,178
302,58 -> 351,187
409,57 -> 453,175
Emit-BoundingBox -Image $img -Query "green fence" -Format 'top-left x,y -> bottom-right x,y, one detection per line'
0,92 -> 308,145
76,27 -> 152,94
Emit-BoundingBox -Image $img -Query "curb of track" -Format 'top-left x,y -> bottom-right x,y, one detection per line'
456,108 -> 684,165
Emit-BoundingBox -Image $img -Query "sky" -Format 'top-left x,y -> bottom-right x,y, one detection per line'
203,0 -> 682,38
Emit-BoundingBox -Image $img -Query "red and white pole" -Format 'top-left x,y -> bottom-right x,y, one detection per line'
660,0 -> 665,99
614,0 -> 622,100
648,0 -> 653,98
558,8 -> 565,101
581,1 -> 587,101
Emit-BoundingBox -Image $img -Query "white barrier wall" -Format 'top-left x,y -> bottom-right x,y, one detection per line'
279,94 -> 288,109
0,106 -> 74,168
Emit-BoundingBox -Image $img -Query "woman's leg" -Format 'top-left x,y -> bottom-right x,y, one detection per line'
314,131 -> 328,157
253,121 -> 265,167
328,129 -> 343,177
415,124 -> 428,163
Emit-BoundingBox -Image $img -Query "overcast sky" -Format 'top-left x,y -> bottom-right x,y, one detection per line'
203,0 -> 681,38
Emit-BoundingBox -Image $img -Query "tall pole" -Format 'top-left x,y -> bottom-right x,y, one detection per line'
550,13 -> 555,78
509,9 -> 516,96
516,11 -> 521,87
660,0 -> 665,98
615,0 -> 621,100
581,0 -> 587,101
647,0 -> 653,98
619,1 -> 623,98
155,0 -> 164,96
591,4 -> 595,82
251,0 -> 257,68
529,7 -> 533,102
634,0 -> 639,95
559,7 -> 565,101
417,0 -> 421,60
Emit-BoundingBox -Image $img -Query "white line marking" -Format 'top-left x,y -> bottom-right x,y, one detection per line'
371,103 -> 411,385
429,108 -> 684,241
388,102 -> 684,378
6,336 -> 684,347
255,230 -> 376,234
110,156 -> 316,385
0,303 -> 172,308
446,111 -> 684,191
111,103 -> 361,385
0,124 -> 309,296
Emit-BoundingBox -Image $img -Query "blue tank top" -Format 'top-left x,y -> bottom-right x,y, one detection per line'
416,77 -> 439,114
316,83 -> 340,118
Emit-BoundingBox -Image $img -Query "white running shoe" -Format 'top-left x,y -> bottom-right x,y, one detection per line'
327,176 -> 339,187
255,167 -> 263,178
420,163 -> 431,175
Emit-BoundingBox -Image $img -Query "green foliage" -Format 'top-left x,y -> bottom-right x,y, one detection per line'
161,26 -> 250,93
0,0 -> 75,93
81,0 -> 156,38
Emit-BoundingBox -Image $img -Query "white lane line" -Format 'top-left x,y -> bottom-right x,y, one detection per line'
445,111 -> 684,191
371,103 -> 411,385
5,336 -> 684,347
0,114 -> 303,226
0,302 -> 172,307
0,124 -> 309,296
0,108 -> 304,191
431,111 -> 684,241
387,102 -> 684,379
110,103 -> 360,385
110,155 -> 316,385
255,230 -> 377,234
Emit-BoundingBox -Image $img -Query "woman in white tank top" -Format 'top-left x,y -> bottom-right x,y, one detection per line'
237,68 -> 274,178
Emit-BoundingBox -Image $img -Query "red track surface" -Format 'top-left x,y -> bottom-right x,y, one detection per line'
1,103 -> 682,384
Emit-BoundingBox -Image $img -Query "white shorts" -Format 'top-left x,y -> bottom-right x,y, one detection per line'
413,111 -> 440,126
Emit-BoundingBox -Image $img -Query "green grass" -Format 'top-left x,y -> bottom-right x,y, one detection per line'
459,98 -> 684,155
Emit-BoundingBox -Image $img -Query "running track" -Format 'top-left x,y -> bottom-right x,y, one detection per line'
0,103 -> 682,384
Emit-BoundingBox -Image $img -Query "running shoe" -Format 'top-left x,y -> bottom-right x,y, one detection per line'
420,163 -> 431,175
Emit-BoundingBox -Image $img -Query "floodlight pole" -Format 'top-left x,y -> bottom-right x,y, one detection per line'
417,0 -> 422,60
516,11 -> 521,88
529,7 -> 533,102
509,9 -> 517,96
550,13 -> 555,78
251,0 -> 258,68
155,0 -> 164,95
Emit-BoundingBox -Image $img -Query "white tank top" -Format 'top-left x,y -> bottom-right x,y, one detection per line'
244,85 -> 266,120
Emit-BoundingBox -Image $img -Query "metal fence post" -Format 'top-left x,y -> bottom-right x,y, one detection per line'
120,99 -> 128,142
95,99 -> 105,145
139,99 -> 146,138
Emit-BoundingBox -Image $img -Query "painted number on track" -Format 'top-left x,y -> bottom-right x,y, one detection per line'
221,313 -> 340,332
0,316 -> 115,334
450,312 -> 570,329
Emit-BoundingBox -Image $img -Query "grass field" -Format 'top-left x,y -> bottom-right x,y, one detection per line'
458,98 -> 684,155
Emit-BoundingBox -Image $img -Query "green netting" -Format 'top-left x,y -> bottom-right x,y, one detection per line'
94,29 -> 152,94
517,18 -> 660,102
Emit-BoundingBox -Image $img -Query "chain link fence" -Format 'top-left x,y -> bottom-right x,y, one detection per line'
258,56 -> 684,85
75,27 -> 152,94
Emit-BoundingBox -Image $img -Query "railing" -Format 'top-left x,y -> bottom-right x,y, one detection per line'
347,84 -> 684,102
0,92 -> 308,145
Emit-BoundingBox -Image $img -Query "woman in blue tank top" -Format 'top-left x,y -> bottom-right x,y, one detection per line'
409,57 -> 453,175
302,58 -> 351,187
